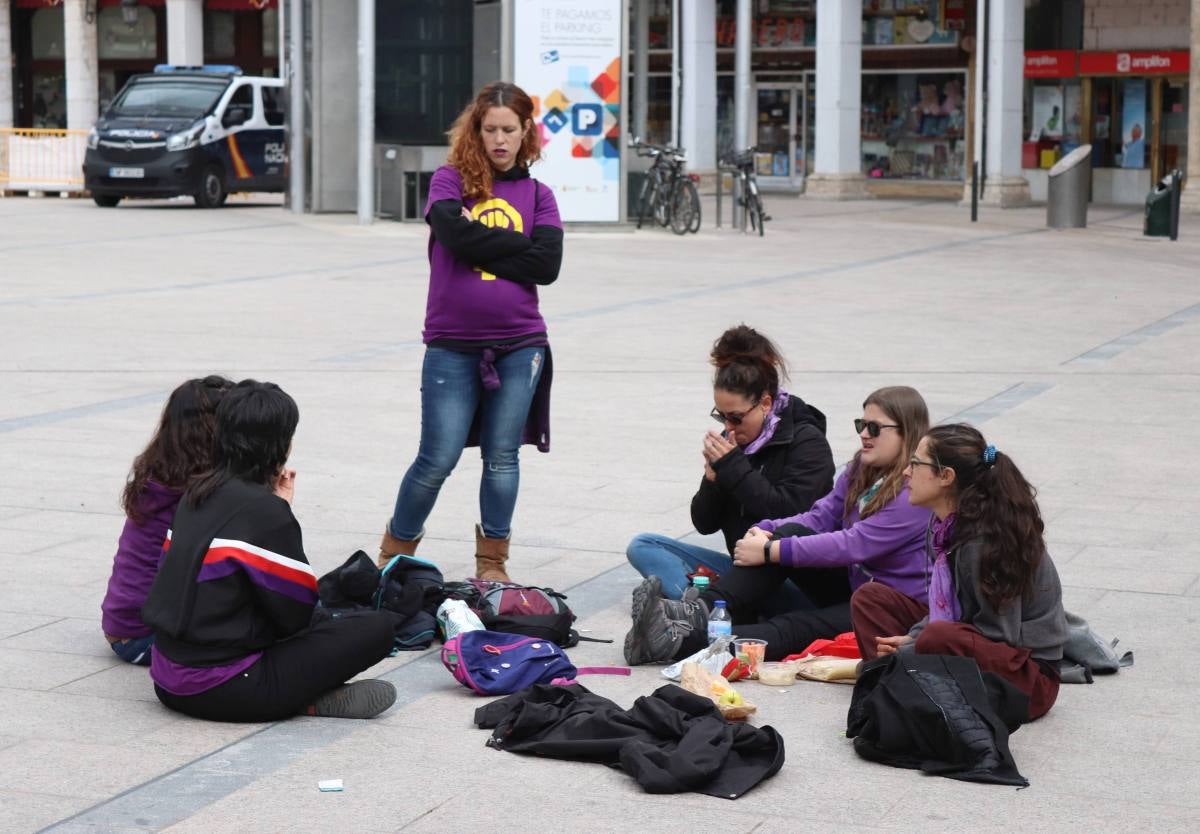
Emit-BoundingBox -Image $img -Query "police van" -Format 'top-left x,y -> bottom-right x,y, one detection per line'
83,65 -> 286,208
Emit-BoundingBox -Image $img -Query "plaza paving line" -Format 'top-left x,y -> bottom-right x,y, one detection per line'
0,393 -> 167,435
0,255 -> 425,308
0,221 -> 294,256
939,381 -> 1058,424
1062,300 -> 1200,366
38,561 -> 641,834
319,225 -> 1049,364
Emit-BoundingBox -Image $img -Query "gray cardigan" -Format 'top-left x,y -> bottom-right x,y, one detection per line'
906,538 -> 1068,662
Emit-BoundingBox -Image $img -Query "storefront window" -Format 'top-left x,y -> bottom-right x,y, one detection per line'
31,71 -> 67,129
1162,80 -> 1189,174
32,7 -> 65,60
861,71 -> 966,180
98,7 -> 157,61
205,12 -> 237,59
263,8 -> 279,58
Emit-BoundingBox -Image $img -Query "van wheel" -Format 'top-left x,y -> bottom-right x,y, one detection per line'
194,165 -> 227,208
93,194 -> 121,208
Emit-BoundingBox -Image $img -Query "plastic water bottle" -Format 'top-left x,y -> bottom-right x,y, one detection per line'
707,600 -> 732,644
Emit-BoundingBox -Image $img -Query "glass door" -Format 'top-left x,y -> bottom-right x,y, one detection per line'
754,84 -> 802,188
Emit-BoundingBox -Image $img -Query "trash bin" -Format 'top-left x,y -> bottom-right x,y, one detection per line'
1046,144 -> 1092,229
1144,170 -> 1182,239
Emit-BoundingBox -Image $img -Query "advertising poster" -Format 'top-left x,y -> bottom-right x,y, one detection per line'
514,0 -> 623,222
1029,85 -> 1064,140
1121,79 -> 1147,169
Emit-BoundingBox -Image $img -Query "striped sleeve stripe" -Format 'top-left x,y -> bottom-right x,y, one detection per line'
202,537 -> 318,592
163,529 -> 172,552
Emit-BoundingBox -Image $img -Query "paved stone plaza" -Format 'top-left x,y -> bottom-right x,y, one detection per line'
1,193 -> 1198,832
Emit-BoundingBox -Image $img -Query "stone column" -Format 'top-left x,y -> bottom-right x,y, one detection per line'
1181,0 -> 1200,212
166,0 -> 205,67
0,0 -> 13,128
680,0 -> 716,172
64,0 -> 99,130
981,0 -> 1030,206
807,0 -> 869,199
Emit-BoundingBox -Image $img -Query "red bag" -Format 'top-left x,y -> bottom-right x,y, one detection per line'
784,631 -> 861,662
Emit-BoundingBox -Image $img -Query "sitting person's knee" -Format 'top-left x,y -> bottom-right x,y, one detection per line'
915,620 -> 966,654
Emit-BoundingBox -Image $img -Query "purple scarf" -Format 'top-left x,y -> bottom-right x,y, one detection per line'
742,391 -> 789,455
928,513 -> 962,623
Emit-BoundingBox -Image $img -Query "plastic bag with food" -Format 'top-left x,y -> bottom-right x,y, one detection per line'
680,661 -> 757,720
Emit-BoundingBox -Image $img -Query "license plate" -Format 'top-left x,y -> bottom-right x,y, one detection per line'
108,167 -> 144,179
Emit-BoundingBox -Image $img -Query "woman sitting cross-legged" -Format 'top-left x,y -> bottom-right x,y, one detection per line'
624,385 -> 933,665
850,424 -> 1068,720
626,325 -> 835,605
143,381 -> 398,722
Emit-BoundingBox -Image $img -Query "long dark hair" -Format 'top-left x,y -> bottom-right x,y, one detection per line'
710,324 -> 789,402
924,423 -> 1046,611
185,380 -> 299,508
844,386 -> 929,520
447,81 -> 542,200
122,375 -> 234,522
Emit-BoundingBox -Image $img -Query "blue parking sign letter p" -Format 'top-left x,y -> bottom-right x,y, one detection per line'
572,104 -> 603,136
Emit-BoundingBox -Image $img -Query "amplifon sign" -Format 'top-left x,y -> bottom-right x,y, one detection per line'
1078,50 -> 1190,76
1025,50 -> 1077,78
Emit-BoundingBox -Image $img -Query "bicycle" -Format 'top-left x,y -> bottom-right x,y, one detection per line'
631,138 -> 701,235
720,147 -> 769,236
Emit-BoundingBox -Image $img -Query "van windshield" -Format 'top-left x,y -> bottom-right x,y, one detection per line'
109,78 -> 228,117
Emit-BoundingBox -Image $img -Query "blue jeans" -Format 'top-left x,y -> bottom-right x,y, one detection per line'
625,532 -> 813,616
109,634 -> 154,666
390,346 -> 544,540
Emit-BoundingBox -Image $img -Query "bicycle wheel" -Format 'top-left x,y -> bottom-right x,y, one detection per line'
747,179 -> 765,236
669,179 -> 699,235
635,175 -> 656,230
653,177 -> 671,227
686,179 -> 702,233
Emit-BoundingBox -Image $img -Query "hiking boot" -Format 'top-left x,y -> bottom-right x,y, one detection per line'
378,527 -> 422,570
663,585 -> 709,625
306,679 -> 396,719
624,576 -> 699,666
474,523 -> 511,582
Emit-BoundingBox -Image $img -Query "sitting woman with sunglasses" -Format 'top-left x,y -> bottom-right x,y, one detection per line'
850,424 -> 1067,720
625,386 -> 933,665
625,325 -> 835,604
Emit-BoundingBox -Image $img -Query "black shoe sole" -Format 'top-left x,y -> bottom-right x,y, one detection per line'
310,680 -> 397,719
624,576 -> 663,665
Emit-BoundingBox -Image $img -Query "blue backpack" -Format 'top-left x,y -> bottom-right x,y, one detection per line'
441,630 -> 627,696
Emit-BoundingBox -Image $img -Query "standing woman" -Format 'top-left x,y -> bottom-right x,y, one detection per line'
851,424 -> 1067,720
380,82 -> 563,581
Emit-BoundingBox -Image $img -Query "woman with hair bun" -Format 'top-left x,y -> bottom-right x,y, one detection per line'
851,423 -> 1067,720
626,324 -> 835,602
379,81 -> 563,582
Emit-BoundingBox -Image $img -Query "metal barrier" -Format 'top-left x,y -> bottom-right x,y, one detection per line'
0,128 -> 89,193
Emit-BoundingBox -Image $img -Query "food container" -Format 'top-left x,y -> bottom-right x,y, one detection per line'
756,661 -> 799,686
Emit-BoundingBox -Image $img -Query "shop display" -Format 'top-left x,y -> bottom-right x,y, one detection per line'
861,72 -> 966,181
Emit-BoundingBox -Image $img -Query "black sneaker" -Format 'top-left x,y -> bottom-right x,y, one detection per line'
308,679 -> 396,719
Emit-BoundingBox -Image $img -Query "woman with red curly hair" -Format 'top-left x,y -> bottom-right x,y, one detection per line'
379,82 -> 563,583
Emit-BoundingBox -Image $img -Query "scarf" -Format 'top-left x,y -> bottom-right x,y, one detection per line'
743,391 -> 790,455
928,512 -> 962,623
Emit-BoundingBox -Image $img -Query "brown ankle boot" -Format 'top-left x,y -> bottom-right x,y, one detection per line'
474,523 -> 511,582
378,527 -> 422,569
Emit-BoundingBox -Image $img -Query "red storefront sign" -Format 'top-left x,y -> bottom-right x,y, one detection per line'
1025,50 -> 1077,78
1079,50 -> 1190,76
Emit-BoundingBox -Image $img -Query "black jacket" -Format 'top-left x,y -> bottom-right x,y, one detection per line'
475,683 -> 785,799
142,479 -> 318,667
691,396 -> 834,554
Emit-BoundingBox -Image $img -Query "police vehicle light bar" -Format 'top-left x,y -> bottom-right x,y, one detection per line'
154,65 -> 243,75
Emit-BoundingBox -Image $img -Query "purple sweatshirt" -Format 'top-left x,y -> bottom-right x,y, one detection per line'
755,467 -> 932,602
101,481 -> 180,638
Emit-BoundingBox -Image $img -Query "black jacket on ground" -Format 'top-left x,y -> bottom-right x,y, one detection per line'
846,653 -> 1030,787
142,479 -> 318,667
691,396 -> 834,554
475,683 -> 785,799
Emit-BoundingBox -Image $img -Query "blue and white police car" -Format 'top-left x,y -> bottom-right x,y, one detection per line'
83,65 -> 286,208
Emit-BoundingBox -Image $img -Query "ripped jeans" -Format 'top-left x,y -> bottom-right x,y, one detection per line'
389,346 -> 544,540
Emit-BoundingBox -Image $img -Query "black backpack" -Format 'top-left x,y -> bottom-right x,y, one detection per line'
443,579 -> 609,648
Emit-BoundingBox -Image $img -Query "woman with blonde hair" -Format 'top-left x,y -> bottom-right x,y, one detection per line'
379,82 -> 563,581
625,386 -> 934,665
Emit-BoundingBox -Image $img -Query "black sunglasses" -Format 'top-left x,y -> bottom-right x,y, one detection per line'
854,419 -> 900,438
711,405 -> 759,426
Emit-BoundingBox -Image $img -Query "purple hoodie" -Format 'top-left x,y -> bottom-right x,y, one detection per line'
101,481 -> 180,638
755,467 -> 932,602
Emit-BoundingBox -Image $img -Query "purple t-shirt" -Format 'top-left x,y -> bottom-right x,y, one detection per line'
422,165 -> 561,342
101,481 -> 180,639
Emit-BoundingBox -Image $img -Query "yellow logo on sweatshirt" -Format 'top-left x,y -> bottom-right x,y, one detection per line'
472,198 -> 524,281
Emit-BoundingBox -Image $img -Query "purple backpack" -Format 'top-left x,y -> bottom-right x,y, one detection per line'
441,630 -> 628,696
